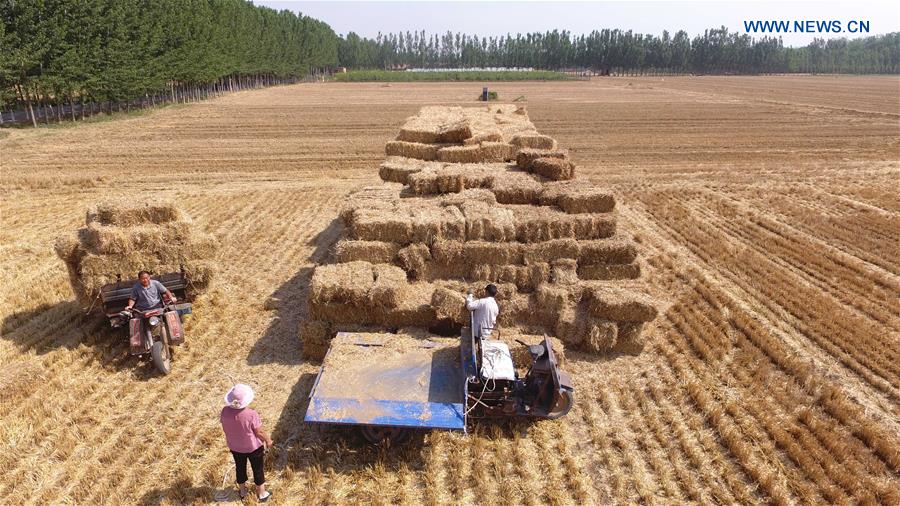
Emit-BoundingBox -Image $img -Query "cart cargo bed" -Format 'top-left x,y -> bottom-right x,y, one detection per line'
305,332 -> 465,430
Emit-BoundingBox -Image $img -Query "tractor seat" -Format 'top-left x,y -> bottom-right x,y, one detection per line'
480,340 -> 516,381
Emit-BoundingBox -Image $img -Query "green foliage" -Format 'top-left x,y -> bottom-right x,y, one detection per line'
0,0 -> 339,111
333,70 -> 570,82
337,28 -> 900,75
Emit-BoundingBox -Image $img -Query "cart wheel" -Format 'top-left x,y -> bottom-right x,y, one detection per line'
546,389 -> 574,420
360,425 -> 412,445
150,340 -> 171,375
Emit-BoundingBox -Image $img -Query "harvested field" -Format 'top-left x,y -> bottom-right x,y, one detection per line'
1,76 -> 898,504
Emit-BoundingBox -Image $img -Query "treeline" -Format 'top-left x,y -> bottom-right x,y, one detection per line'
339,28 -> 900,75
0,0 -> 338,126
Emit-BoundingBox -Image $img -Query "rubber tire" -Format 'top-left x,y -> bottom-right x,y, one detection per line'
360,425 -> 412,445
546,389 -> 574,420
150,340 -> 171,375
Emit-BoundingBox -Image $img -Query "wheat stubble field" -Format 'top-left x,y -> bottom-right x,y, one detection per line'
1,76 -> 898,505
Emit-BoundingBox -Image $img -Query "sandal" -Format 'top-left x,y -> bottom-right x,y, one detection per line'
238,488 -> 248,499
258,491 -> 271,502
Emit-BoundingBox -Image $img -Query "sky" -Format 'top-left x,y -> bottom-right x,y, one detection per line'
256,0 -> 899,47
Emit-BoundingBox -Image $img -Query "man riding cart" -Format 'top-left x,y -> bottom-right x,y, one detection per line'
102,270 -> 193,375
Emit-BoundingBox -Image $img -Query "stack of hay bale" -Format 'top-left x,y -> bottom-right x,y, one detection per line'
54,200 -> 218,306
303,105 -> 657,360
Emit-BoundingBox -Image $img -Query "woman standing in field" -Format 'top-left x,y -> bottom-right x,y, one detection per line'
221,384 -> 273,502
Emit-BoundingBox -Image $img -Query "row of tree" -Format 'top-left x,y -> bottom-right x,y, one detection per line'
1,0 -> 338,126
339,28 -> 900,75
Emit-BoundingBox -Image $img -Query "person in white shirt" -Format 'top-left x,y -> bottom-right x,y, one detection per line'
466,284 -> 499,339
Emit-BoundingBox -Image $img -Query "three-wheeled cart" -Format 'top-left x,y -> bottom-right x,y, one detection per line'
99,272 -> 194,374
305,326 -> 573,443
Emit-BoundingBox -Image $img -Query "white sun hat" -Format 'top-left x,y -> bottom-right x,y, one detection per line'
224,383 -> 255,409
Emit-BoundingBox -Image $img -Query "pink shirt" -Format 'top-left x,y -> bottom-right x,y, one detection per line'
220,407 -> 263,453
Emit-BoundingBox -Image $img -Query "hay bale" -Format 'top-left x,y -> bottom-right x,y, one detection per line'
555,306 -> 590,347
398,243 -> 431,277
460,201 -> 517,241
513,208 -> 617,242
510,133 -> 556,150
587,285 -> 658,322
300,320 -> 331,361
379,157 -> 433,183
587,320 -> 619,352
530,157 -> 576,181
577,238 -> 637,264
369,264 -> 408,309
334,240 -> 400,264
471,263 -> 550,291
438,120 -> 474,143
439,189 -> 497,206
309,261 -> 375,306
431,287 -> 467,324
479,142 -> 517,162
386,141 -> 441,161
490,172 -> 544,204
614,322 -> 646,355
550,258 -> 579,285
86,199 -> 186,226
437,145 -> 483,163
540,182 -> 615,213
515,148 -> 568,170
407,165 -> 495,195
431,240 -> 523,266
463,131 -> 503,145
397,128 -> 440,144
349,204 -> 466,243
578,263 -> 642,280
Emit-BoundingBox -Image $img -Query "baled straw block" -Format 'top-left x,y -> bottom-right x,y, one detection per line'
82,221 -> 194,254
398,243 -> 431,277
460,201 -> 517,242
479,142 -> 517,162
437,145 -> 483,164
349,204 -> 466,243
471,263 -> 550,291
550,258 -> 579,285
587,319 -> 619,352
431,287 -> 468,325
369,264 -> 408,308
463,131 -> 503,145
539,182 -> 616,213
300,320 -> 332,360
334,240 -> 400,264
86,199 -> 187,226
490,172 -> 544,204
386,141 -> 441,161
515,148 -> 568,170
309,261 -> 375,306
575,238 -> 636,264
530,157 -> 576,180
614,322 -> 646,355
510,133 -> 557,150
587,285 -> 658,322
437,120 -> 473,143
379,157 -> 436,184
438,189 -> 497,206
578,263 -> 641,280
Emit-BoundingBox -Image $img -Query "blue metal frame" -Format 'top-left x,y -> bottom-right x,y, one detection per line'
304,333 -> 468,431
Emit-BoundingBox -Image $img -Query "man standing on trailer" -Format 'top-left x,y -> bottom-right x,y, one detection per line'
466,283 -> 499,339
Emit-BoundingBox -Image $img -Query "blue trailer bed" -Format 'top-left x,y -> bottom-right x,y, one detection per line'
305,332 -> 467,431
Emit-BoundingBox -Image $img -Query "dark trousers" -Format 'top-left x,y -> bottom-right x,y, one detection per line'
231,446 -> 265,486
